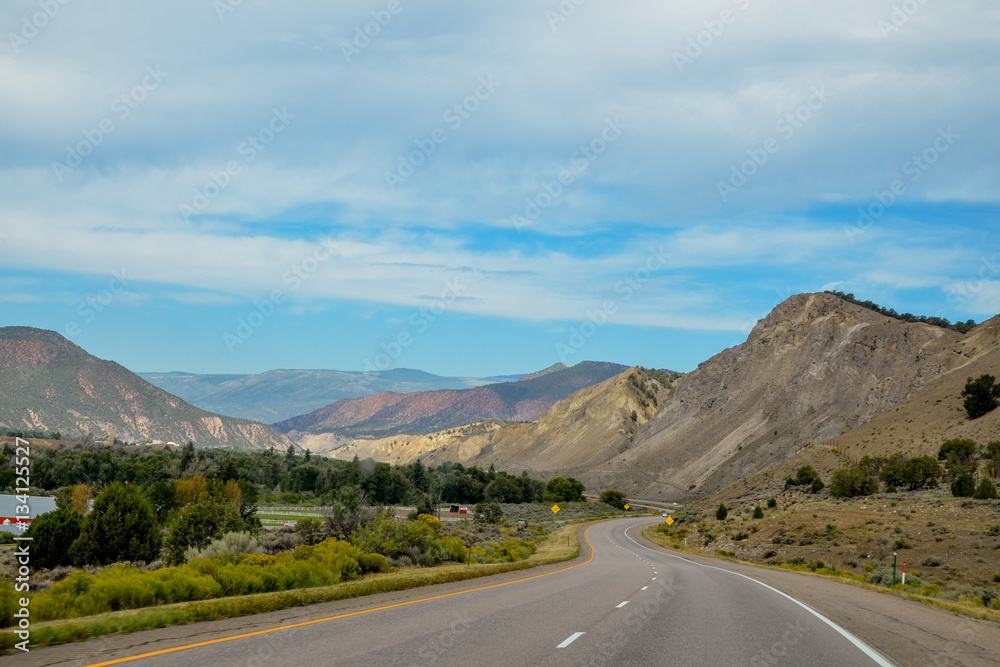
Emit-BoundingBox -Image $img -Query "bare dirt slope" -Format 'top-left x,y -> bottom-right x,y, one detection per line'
0,327 -> 293,449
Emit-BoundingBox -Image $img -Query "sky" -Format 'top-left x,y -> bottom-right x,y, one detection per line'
0,0 -> 998,377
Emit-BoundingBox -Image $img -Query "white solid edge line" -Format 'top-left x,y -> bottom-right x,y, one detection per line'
623,523 -> 895,667
557,632 -> 585,648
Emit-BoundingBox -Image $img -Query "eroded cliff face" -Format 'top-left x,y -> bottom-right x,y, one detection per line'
329,293 -> 992,503
604,293 -> 966,498
0,327 -> 292,449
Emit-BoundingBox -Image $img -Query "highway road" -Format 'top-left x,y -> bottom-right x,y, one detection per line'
28,518 -> 896,667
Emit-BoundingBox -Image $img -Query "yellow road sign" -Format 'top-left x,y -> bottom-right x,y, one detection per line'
665,516 -> 674,526
624,503 -> 630,510
551,504 -> 560,513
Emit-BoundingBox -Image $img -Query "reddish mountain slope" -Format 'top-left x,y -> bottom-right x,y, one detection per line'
274,361 -> 628,438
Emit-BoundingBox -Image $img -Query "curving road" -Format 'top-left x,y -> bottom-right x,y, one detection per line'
23,518 -> 898,667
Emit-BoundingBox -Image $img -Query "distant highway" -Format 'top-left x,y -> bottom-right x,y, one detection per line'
38,518 -> 893,667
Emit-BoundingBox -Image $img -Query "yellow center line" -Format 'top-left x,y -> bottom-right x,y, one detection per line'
83,525 -> 597,667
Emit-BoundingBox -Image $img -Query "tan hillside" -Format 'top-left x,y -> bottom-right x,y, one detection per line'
0,326 -> 295,450
710,312 -> 1000,506
325,367 -> 673,469
600,293 -> 972,499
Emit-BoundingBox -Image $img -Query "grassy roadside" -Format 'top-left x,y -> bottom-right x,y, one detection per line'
3,522 -> 585,651
642,524 -> 1000,625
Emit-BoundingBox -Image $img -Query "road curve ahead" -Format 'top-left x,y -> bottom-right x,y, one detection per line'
55,519 -> 893,667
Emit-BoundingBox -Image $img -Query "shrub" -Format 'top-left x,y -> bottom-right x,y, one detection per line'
752,506 -> 764,519
951,474 -> 975,498
600,489 -> 627,510
829,466 -> 880,498
810,478 -> 825,494
25,507 -> 82,570
164,499 -> 247,565
986,525 -> 1000,537
922,556 -> 942,567
973,479 -> 998,500
892,538 -> 913,549
961,374 -> 1000,419
70,482 -> 161,566
762,550 -> 778,559
766,497 -> 777,509
715,504 -> 728,520
183,531 -> 263,563
474,503 -> 504,525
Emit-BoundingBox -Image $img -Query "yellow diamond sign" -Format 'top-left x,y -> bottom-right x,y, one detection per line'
551,504 -> 560,514
624,503 -> 630,510
665,516 -> 674,526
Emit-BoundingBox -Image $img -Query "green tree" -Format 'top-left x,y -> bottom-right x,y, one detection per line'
829,466 -> 880,498
70,482 -> 161,566
766,497 -> 777,508
715,503 -> 728,520
485,475 -> 524,504
25,507 -> 82,569
961,374 -> 1000,419
164,499 -> 246,565
899,456 -> 942,490
600,489 -> 627,510
474,502 -> 504,525
543,477 -> 585,503
973,478 -> 998,500
752,505 -> 764,519
810,478 -> 825,493
179,442 -> 196,472
938,438 -> 978,479
951,473 -> 975,498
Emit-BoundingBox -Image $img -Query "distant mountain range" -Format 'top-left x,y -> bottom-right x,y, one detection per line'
0,327 -> 293,450
139,368 -> 522,423
273,361 -> 629,439
325,292 -> 1000,500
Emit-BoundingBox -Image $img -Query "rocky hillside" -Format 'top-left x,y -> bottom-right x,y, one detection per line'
599,292 -> 972,499
139,368 -> 520,423
322,366 -> 675,467
0,327 -> 294,450
276,361 -> 628,439
331,293 -> 996,503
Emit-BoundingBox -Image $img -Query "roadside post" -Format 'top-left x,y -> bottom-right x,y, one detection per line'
892,552 -> 897,586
